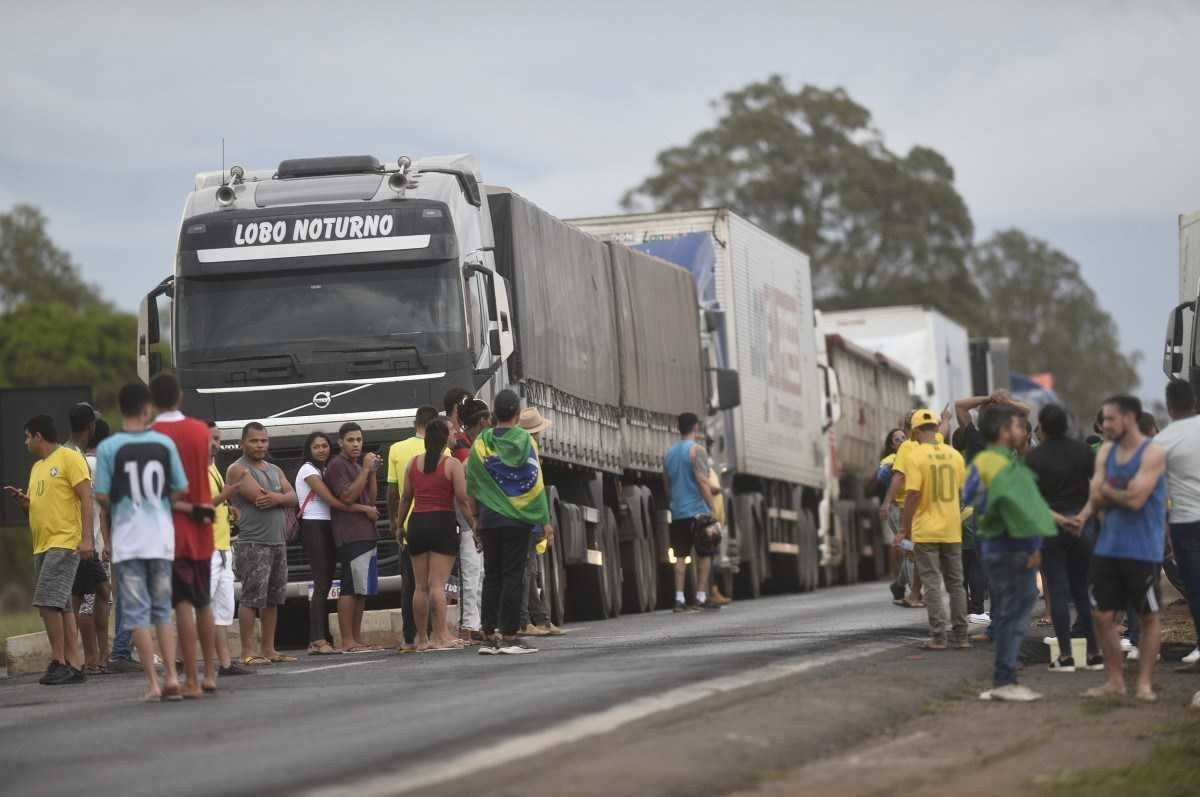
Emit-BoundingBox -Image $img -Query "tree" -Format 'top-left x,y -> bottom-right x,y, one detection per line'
623,76 -> 1140,414
970,230 -> 1139,414
621,76 -> 979,323
0,205 -> 103,311
0,302 -> 137,416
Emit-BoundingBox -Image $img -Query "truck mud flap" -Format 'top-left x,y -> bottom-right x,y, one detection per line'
559,502 -> 587,566
618,487 -> 654,614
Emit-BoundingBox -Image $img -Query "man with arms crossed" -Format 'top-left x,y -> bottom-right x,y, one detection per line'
228,423 -> 296,666
663,412 -> 719,612
327,422 -> 383,652
1077,395 -> 1167,701
898,408 -> 968,650
150,373 -> 217,696
6,415 -> 93,685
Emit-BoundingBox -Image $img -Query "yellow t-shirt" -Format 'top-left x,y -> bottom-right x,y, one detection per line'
903,442 -> 966,544
208,463 -> 232,552
891,434 -> 945,506
28,446 -> 90,554
387,436 -> 450,528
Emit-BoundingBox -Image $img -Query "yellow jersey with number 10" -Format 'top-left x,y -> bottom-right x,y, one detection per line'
904,442 -> 966,544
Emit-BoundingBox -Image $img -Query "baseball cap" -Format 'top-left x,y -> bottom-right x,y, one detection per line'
911,408 -> 939,429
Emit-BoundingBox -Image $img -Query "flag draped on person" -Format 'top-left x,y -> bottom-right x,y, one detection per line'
962,446 -> 1056,540
466,426 -> 551,526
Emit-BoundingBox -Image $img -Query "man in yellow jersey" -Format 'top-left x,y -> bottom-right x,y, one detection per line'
206,421 -> 251,677
899,408 -> 968,650
5,415 -> 94,685
387,405 -> 441,651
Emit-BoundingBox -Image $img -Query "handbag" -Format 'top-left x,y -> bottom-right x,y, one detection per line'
284,491 -> 316,544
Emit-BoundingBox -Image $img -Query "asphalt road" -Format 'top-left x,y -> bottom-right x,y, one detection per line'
0,583 -> 929,797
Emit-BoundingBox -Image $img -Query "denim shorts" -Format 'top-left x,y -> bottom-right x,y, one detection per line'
116,558 -> 173,629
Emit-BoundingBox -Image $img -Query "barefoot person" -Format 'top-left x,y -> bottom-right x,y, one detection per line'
1078,395 -> 1167,702
396,419 -> 477,651
93,384 -> 189,701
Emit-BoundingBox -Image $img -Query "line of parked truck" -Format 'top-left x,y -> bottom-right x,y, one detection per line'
136,152 -> 1009,625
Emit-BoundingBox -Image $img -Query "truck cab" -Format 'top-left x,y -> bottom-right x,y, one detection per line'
139,154 -> 516,597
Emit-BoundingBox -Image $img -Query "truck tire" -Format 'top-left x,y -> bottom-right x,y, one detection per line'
732,494 -> 763,600
566,503 -> 610,622
639,491 -> 659,612
605,508 -> 623,618
798,510 -> 819,592
544,487 -> 567,627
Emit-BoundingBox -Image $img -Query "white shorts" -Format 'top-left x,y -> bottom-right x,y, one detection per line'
210,549 -> 236,627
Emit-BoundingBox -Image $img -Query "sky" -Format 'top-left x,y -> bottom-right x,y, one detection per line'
2,0 -> 1196,404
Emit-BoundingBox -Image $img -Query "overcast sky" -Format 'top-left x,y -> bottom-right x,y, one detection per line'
3,0 -> 1196,404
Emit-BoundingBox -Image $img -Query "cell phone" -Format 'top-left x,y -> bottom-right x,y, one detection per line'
190,505 -> 216,522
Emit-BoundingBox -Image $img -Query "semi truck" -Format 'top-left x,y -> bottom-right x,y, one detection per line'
570,209 -> 897,591
1164,210 -> 1200,389
137,153 -> 743,623
817,333 -> 913,583
819,306 -> 971,416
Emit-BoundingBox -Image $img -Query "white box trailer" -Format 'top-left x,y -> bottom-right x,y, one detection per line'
1164,210 -> 1200,387
820,306 -> 971,416
570,209 -> 827,596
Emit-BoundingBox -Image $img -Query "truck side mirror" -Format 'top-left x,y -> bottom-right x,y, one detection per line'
714,368 -> 740,411
1164,301 -> 1193,378
703,308 -> 726,334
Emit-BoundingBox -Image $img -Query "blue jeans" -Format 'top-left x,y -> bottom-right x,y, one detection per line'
1171,522 -> 1200,646
110,561 -> 133,660
984,551 -> 1038,687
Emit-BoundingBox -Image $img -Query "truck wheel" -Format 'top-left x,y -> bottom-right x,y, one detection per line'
639,491 -> 658,612
605,508 -> 623,618
545,487 -> 567,627
733,495 -> 763,600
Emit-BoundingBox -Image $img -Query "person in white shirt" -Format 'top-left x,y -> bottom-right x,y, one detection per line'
1157,381 -> 1200,670
295,431 -> 374,655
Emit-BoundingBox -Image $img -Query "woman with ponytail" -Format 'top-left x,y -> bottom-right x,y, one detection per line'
396,419 -> 477,651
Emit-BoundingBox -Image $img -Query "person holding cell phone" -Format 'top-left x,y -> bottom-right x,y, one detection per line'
150,373 -> 219,698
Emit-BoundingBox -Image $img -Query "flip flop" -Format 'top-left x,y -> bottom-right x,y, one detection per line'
268,654 -> 298,663
201,684 -> 218,694
307,644 -> 342,656
243,656 -> 272,667
343,645 -> 382,654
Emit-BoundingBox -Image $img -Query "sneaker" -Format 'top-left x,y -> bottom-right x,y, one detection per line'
39,661 -> 67,685
218,663 -> 253,677
1127,647 -> 1139,661
544,624 -> 567,636
64,668 -> 87,684
699,601 -> 722,612
499,640 -> 538,655
1183,647 -> 1200,665
1049,657 -> 1076,673
478,638 -> 501,656
673,600 -> 688,613
1086,655 -> 1105,671
1119,637 -> 1133,653
521,625 -> 551,637
106,657 -> 142,674
43,664 -> 81,686
983,684 -> 1043,702
890,583 -> 906,601
968,613 -> 991,624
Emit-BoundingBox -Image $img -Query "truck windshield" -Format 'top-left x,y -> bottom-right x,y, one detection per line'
175,261 -> 466,362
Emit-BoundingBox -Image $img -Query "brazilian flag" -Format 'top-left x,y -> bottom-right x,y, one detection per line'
466,426 -> 551,526
963,446 -> 1056,541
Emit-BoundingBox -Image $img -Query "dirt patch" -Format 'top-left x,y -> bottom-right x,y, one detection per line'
733,606 -> 1200,797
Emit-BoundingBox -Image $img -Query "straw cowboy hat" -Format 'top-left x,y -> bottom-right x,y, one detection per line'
519,407 -> 552,435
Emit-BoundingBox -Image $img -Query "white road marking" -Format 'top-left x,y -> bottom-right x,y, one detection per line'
264,659 -> 388,676
302,641 -> 896,797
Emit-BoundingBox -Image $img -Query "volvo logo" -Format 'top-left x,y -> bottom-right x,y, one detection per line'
312,391 -> 332,409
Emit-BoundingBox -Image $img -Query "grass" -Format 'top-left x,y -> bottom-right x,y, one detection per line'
1036,718 -> 1200,796
0,610 -> 44,667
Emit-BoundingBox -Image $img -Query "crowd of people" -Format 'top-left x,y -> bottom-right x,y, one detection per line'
877,382 -> 1200,703
9,378 -> 587,700
16,368 -> 1200,708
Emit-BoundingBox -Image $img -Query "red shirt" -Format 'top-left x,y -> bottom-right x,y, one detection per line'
153,412 -> 215,560
451,430 -> 472,463
407,457 -> 455,513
